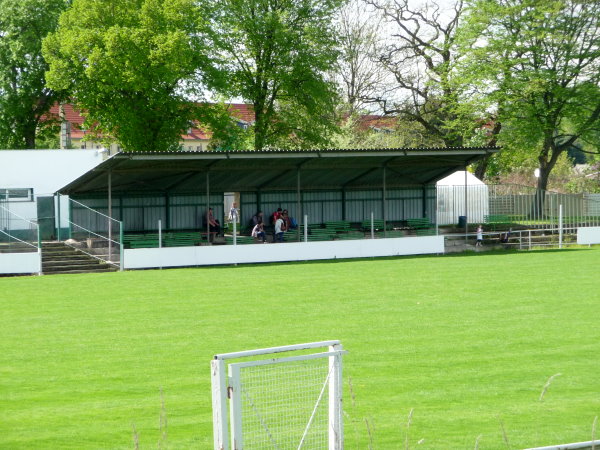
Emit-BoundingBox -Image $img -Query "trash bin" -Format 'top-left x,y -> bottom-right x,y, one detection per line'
458,216 -> 467,228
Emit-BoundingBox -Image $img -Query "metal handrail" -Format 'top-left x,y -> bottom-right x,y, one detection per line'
66,220 -> 121,246
69,198 -> 121,224
0,228 -> 38,248
0,204 -> 39,226
64,222 -> 121,267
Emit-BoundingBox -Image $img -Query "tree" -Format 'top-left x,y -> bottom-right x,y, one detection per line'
200,0 -> 345,150
363,0 -> 482,147
336,0 -> 388,114
461,0 -> 600,194
0,0 -> 68,149
43,0 -> 211,151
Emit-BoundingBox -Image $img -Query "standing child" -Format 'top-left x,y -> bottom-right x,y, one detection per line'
476,225 -> 483,247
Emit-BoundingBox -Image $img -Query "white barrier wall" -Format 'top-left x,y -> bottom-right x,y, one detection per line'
124,236 -> 445,269
577,227 -> 600,245
0,252 -> 41,274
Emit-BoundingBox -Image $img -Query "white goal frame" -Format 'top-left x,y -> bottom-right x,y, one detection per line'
211,340 -> 346,450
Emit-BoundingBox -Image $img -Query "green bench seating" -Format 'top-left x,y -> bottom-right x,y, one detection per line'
361,219 -> 387,231
324,221 -> 351,232
406,218 -> 433,229
123,233 -> 160,249
307,228 -> 336,241
163,232 -> 203,247
124,231 -> 212,249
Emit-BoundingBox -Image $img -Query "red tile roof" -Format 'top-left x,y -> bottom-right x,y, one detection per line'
46,102 -> 256,142
352,115 -> 398,132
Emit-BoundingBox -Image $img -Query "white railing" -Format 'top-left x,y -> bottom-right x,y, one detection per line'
0,202 -> 41,275
61,198 -> 123,270
0,203 -> 40,251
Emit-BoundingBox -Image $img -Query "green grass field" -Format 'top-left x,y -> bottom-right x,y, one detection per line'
1,248 -> 600,449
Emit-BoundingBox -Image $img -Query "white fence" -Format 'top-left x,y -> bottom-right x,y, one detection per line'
124,235 -> 444,269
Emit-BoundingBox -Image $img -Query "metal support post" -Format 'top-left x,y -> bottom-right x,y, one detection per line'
464,168 -> 468,242
158,219 -> 163,269
304,214 -> 308,242
211,358 -> 229,450
233,218 -> 237,246
158,219 -> 162,270
206,171 -> 210,244
165,193 -> 170,230
56,193 -> 61,241
371,211 -> 374,239
519,230 -> 522,250
119,221 -> 124,271
297,169 -> 302,242
382,166 -> 387,238
329,342 -> 344,450
559,204 -> 563,249
108,170 -> 112,262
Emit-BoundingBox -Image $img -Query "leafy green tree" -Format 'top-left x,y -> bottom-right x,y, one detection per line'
43,0 -> 211,151
334,114 -> 444,149
200,0 -> 345,150
0,0 -> 68,149
461,0 -> 600,194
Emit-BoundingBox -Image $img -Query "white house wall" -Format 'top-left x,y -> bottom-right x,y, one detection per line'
0,149 -> 104,226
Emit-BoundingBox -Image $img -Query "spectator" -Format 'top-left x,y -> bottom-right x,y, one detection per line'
272,207 -> 283,225
476,225 -> 483,247
274,214 -> 285,242
228,202 -> 239,223
282,210 -> 291,231
252,222 -> 266,243
206,208 -> 220,235
499,228 -> 512,244
251,211 -> 263,227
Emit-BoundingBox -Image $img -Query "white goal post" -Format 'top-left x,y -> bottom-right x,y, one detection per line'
211,341 -> 346,450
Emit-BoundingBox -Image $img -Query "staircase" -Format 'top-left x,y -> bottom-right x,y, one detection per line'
42,242 -> 119,275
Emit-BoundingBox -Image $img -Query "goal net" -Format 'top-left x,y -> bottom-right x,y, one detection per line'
211,341 -> 346,450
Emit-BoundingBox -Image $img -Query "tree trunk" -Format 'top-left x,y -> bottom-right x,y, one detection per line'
531,140 -> 561,219
24,121 -> 37,149
473,120 -> 501,181
473,157 -> 490,181
254,112 -> 266,151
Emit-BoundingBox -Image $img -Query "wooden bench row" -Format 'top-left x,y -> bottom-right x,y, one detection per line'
406,218 -> 433,229
123,232 -> 215,249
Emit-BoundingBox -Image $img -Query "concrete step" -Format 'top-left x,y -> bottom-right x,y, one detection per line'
42,262 -> 117,273
41,242 -> 119,275
42,259 -> 104,268
44,267 -> 118,275
42,254 -> 92,262
42,249 -> 85,257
